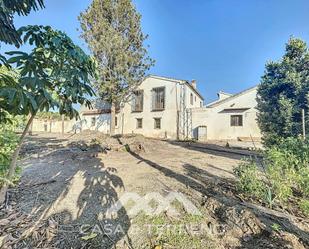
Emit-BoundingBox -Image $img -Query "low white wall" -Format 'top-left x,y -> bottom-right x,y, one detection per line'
32,119 -> 76,133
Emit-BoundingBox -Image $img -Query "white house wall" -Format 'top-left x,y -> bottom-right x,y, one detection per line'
115,76 -> 203,139
191,87 -> 261,140
81,114 -> 111,134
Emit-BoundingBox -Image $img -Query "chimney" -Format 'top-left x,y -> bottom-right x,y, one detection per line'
191,80 -> 197,89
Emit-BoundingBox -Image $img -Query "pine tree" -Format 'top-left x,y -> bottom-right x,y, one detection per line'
79,0 -> 154,135
257,38 -> 309,145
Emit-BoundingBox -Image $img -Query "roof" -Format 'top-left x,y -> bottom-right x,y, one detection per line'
82,109 -> 111,115
206,85 -> 258,108
218,91 -> 233,97
147,74 -> 204,100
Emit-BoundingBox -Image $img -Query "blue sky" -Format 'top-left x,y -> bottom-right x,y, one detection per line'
2,0 -> 309,103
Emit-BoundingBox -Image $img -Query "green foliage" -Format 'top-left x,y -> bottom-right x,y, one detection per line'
299,199 -> 309,217
0,25 -> 96,120
0,65 -> 20,123
233,160 -> 266,199
79,0 -> 154,103
235,137 -> 309,216
0,0 -> 45,47
135,213 -> 214,249
0,119 -> 21,186
271,223 -> 282,233
257,37 -> 309,146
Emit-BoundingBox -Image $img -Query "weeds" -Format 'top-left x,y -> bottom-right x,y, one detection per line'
299,199 -> 309,216
234,137 -> 309,217
0,116 -> 24,187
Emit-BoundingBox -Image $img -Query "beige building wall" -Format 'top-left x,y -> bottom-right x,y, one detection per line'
115,76 -> 203,139
191,87 -> 261,140
31,119 -> 76,133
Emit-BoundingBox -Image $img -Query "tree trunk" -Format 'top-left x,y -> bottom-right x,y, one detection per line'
110,102 -> 116,136
28,114 -> 33,135
0,113 -> 36,204
61,114 -> 65,136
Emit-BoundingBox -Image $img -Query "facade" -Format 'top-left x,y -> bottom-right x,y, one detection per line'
30,75 -> 261,141
115,75 -> 204,139
192,86 -> 261,140
79,99 -> 111,134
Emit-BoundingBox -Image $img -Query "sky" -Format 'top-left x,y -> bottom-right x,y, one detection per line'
2,0 -> 309,103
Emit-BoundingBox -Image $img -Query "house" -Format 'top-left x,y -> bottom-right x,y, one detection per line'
79,99 -> 111,134
191,86 -> 261,141
114,75 -> 204,139
30,74 -> 262,141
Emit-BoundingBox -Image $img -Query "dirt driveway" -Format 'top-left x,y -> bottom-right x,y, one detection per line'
3,132 -> 309,249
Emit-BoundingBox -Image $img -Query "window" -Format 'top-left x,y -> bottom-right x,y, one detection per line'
230,115 -> 243,127
91,117 -> 96,126
115,116 -> 118,127
132,90 -> 144,112
154,118 -> 161,129
200,101 -> 203,107
152,87 -> 165,111
136,118 -> 143,129
190,93 -> 193,105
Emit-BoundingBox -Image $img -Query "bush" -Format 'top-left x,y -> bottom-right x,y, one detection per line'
299,199 -> 309,217
233,160 -> 266,199
234,137 -> 309,215
0,118 -> 22,186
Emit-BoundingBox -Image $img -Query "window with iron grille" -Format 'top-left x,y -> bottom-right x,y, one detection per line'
152,87 -> 165,111
154,118 -> 161,129
230,115 -> 243,127
132,90 -> 144,112
136,118 -> 143,129
190,93 -> 194,105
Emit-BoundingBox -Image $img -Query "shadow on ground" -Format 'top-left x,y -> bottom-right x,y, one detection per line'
14,135 -> 132,248
167,140 -> 259,160
126,146 -> 309,248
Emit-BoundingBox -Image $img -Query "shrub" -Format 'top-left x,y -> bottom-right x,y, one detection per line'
299,199 -> 309,217
0,117 -> 22,186
235,137 -> 309,210
233,160 -> 266,199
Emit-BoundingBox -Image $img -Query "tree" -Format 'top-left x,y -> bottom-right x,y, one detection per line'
0,0 -> 45,47
0,25 -> 95,191
257,38 -> 309,145
79,0 -> 154,135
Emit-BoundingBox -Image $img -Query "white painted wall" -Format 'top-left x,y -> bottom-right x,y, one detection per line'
191,87 -> 261,140
31,77 -> 261,141
81,114 -> 111,134
115,76 -> 203,139
32,119 -> 76,133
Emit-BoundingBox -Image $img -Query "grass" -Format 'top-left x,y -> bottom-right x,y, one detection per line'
132,200 -> 217,249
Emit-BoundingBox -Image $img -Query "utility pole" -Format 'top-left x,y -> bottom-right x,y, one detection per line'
302,109 -> 306,140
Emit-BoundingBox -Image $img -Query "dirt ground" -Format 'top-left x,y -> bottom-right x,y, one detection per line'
1,131 -> 309,249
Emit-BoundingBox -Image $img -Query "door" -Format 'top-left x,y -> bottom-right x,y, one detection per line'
198,126 -> 207,142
